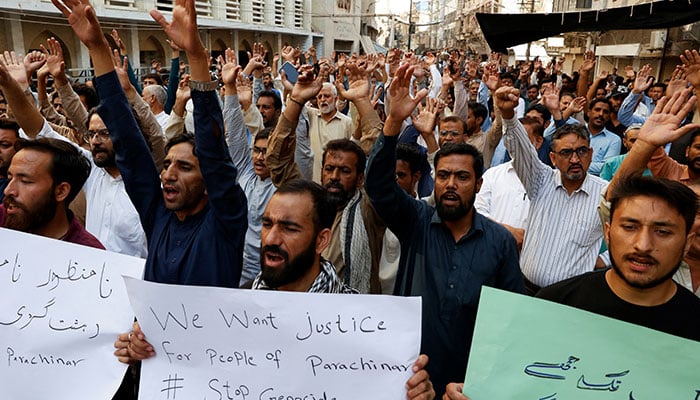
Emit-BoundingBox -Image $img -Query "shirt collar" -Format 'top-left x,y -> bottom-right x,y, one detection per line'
430,208 -> 485,240
554,171 -> 595,195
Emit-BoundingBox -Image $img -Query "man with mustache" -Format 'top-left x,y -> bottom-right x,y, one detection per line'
444,180 -> 700,399
307,82 -> 354,183
266,60 -> 385,294
365,63 -> 524,398
0,118 -> 19,201
495,86 -> 608,294
53,0 -> 247,288
0,52 -> 102,249
120,179 -> 436,400
586,98 -> 621,176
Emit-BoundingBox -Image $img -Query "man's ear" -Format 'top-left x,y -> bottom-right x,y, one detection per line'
604,221 -> 611,247
475,177 -> 483,194
356,173 -> 365,189
684,231 -> 696,259
54,182 -> 71,203
315,228 -> 332,255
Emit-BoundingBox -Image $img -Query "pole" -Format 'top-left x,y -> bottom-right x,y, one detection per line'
407,0 -> 413,50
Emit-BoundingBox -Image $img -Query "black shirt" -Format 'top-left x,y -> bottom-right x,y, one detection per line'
537,269 -> 700,341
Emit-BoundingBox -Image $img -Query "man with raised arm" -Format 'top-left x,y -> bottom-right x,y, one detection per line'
52,0 -> 247,287
496,85 -> 608,294
365,63 -> 524,398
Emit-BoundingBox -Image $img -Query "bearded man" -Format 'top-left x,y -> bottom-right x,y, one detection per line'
365,62 -> 525,398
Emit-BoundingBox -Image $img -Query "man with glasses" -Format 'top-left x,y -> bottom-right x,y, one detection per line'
494,86 -> 608,294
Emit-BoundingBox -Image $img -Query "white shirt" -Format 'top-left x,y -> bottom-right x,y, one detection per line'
154,110 -> 169,133
307,107 -> 354,183
475,161 -> 530,230
34,121 -> 148,258
503,117 -> 608,287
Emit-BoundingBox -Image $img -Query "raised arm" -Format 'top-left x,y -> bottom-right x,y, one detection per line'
365,63 -> 428,239
220,48 -> 253,180
151,0 -> 247,233
495,86 -> 549,197
266,64 -> 323,187
335,56 -> 383,155
0,51 -> 46,137
608,87 -> 698,200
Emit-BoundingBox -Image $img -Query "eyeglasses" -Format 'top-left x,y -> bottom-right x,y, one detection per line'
84,128 -> 110,142
552,146 -> 590,159
252,146 -> 267,157
439,130 -> 462,137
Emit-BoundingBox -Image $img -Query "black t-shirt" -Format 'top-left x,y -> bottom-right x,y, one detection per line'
537,270 -> 700,341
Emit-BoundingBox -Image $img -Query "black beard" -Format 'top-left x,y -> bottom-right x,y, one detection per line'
92,149 -> 116,169
325,181 -> 354,209
260,242 -> 317,288
435,192 -> 473,222
3,193 -> 57,232
608,240 -> 682,290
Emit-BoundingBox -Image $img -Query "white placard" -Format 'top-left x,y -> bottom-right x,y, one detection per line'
0,228 -> 145,399
124,277 -> 422,400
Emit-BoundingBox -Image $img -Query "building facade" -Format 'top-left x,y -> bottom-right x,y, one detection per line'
0,0 -> 368,81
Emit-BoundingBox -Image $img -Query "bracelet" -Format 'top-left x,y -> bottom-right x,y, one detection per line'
189,79 -> 219,92
288,96 -> 305,107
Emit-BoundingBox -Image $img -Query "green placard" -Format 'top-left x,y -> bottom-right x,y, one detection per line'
463,287 -> 700,399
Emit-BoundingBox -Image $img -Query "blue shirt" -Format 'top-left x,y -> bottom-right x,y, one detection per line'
589,126 -> 622,176
365,134 -> 524,397
95,71 -> 247,287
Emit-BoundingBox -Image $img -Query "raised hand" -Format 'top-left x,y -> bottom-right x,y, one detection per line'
41,37 -> 67,80
637,87 -> 698,147
150,0 -> 206,58
666,65 -> 689,98
221,48 -> 241,87
680,49 -> 700,89
23,51 -> 46,80
624,65 -> 636,80
387,63 -> 429,124
541,83 -> 560,112
493,86 -> 521,119
411,97 -> 439,136
110,49 -> 137,96
1,51 -> 30,87
291,64 -> 324,103
632,64 -> 653,94
335,62 -> 370,103
110,29 -> 129,56
482,63 -> 500,92
281,45 -> 301,63
236,74 -> 253,109
51,0 -> 107,49
566,96 -> 587,114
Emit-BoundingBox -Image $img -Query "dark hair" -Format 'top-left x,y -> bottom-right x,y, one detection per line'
551,123 -> 590,146
527,103 -> 551,122
440,115 -> 468,134
650,82 -> 667,91
142,73 -> 164,86
73,83 -> 98,110
689,129 -> 700,144
166,132 -> 197,156
559,91 -> 575,100
468,101 -> 488,123
434,143 -> 484,181
500,73 -> 515,83
396,143 -> 426,174
276,179 -> 336,233
527,84 -> 540,91
258,90 -> 283,111
86,107 -> 99,130
0,118 -> 20,136
609,176 -> 698,234
589,98 -> 611,111
322,139 -> 366,175
519,116 -> 544,138
14,137 -> 90,206
255,127 -> 273,142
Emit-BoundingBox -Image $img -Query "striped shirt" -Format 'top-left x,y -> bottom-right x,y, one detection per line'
503,117 -> 608,287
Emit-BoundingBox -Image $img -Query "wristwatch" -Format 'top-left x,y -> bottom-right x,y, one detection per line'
189,79 -> 219,92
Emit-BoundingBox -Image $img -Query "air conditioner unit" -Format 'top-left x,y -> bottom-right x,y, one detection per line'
649,30 -> 667,49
